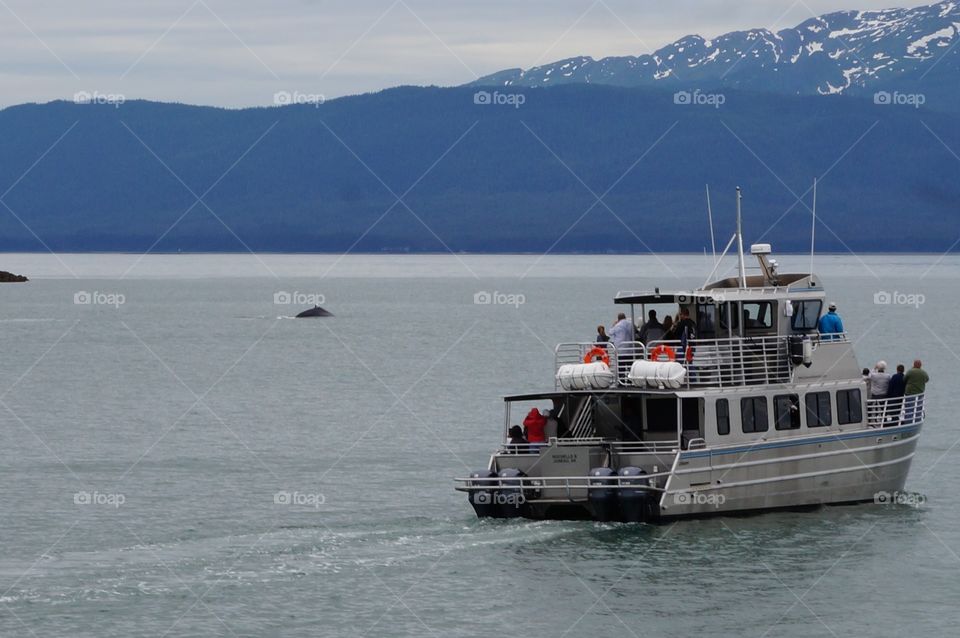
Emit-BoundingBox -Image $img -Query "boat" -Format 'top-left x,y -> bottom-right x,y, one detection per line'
454,189 -> 927,522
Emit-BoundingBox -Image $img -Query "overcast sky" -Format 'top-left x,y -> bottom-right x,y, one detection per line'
0,0 -> 927,107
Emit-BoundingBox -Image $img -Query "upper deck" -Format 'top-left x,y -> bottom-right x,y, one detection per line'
555,332 -> 852,391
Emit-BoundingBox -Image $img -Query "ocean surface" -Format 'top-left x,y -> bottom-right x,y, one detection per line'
0,252 -> 955,638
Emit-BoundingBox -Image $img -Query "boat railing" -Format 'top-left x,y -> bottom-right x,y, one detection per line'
555,333 -> 851,389
609,440 -> 681,453
453,472 -> 670,496
866,393 -> 925,428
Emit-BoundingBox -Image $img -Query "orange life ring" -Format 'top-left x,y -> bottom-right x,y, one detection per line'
649,344 -> 677,362
584,347 -> 610,366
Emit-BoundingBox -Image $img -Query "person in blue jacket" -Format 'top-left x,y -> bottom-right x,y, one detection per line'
818,302 -> 844,339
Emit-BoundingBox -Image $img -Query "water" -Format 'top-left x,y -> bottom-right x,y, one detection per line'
0,253 -> 955,637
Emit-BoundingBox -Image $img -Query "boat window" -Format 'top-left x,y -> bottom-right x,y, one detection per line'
837,389 -> 863,425
716,398 -> 730,435
740,396 -> 769,433
805,392 -> 833,427
790,300 -> 822,332
774,394 -> 801,430
719,302 -> 775,331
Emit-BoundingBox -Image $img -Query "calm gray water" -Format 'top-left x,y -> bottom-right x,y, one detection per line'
0,253 -> 956,637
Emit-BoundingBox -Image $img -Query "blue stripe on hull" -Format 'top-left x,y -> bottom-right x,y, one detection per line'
681,424 -> 921,459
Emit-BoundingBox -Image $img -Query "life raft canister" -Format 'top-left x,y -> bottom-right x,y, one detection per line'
583,347 -> 611,366
649,344 -> 677,362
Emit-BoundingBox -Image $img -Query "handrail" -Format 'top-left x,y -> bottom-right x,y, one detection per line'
554,333 -> 851,390
866,393 -> 925,428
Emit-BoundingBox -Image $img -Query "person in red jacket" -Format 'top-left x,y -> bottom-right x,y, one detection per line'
523,408 -> 548,443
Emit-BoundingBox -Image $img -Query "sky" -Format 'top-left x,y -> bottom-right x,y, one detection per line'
0,0 -> 931,108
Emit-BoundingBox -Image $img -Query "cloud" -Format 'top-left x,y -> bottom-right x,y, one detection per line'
0,0 -> 925,107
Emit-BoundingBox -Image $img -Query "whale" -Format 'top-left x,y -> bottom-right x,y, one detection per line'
295,305 -> 333,318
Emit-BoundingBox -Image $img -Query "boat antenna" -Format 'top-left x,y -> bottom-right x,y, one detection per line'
809,177 -> 817,278
706,184 -> 717,265
703,232 -> 738,287
735,186 -> 747,289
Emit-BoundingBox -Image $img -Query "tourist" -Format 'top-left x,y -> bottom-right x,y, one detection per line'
904,360 -> 929,423
818,302 -> 844,339
523,407 -> 547,443
675,307 -> 697,346
596,325 -> 609,343
905,359 -> 929,395
887,364 -> 906,399
609,312 -> 633,347
661,315 -> 675,340
638,309 -> 664,344
868,361 -> 891,399
508,425 -> 527,444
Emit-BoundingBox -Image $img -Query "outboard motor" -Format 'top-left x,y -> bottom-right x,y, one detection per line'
494,468 -> 526,519
588,467 -> 618,522
618,466 -> 654,523
468,469 -> 497,518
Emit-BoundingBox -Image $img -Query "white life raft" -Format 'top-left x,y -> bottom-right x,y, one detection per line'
627,360 -> 687,389
556,362 -> 616,390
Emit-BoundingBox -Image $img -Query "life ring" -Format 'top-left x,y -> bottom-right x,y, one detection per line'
649,344 -> 677,362
584,347 -> 610,366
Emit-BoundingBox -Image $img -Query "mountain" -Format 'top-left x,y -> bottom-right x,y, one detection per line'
1,84 -> 957,253
472,0 -> 960,108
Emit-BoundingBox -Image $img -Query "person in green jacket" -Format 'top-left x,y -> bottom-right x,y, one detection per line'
905,360 -> 929,395
904,359 -> 929,423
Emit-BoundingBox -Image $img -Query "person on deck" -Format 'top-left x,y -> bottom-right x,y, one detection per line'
818,302 -> 845,339
522,408 -> 547,444
887,364 -> 907,399
868,361 -> 891,400
596,325 -> 610,343
609,313 -> 633,348
904,360 -> 929,423
638,310 -> 665,345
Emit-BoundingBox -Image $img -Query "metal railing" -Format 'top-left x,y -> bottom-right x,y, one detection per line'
453,472 -> 670,496
555,333 -> 850,390
866,393 -> 925,428
609,440 -> 681,453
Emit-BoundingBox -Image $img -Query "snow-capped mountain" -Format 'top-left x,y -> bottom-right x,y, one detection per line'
472,1 -> 960,97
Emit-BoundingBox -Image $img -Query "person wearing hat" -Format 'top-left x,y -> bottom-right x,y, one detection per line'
818,302 -> 845,340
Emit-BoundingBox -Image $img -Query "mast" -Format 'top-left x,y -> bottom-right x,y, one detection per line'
735,186 -> 747,289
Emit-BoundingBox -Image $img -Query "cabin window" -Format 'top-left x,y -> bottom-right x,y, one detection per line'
716,398 -> 730,435
719,302 -> 775,331
805,392 -> 833,427
837,389 -> 863,425
774,394 -> 801,430
791,300 -> 822,332
740,396 -> 769,433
